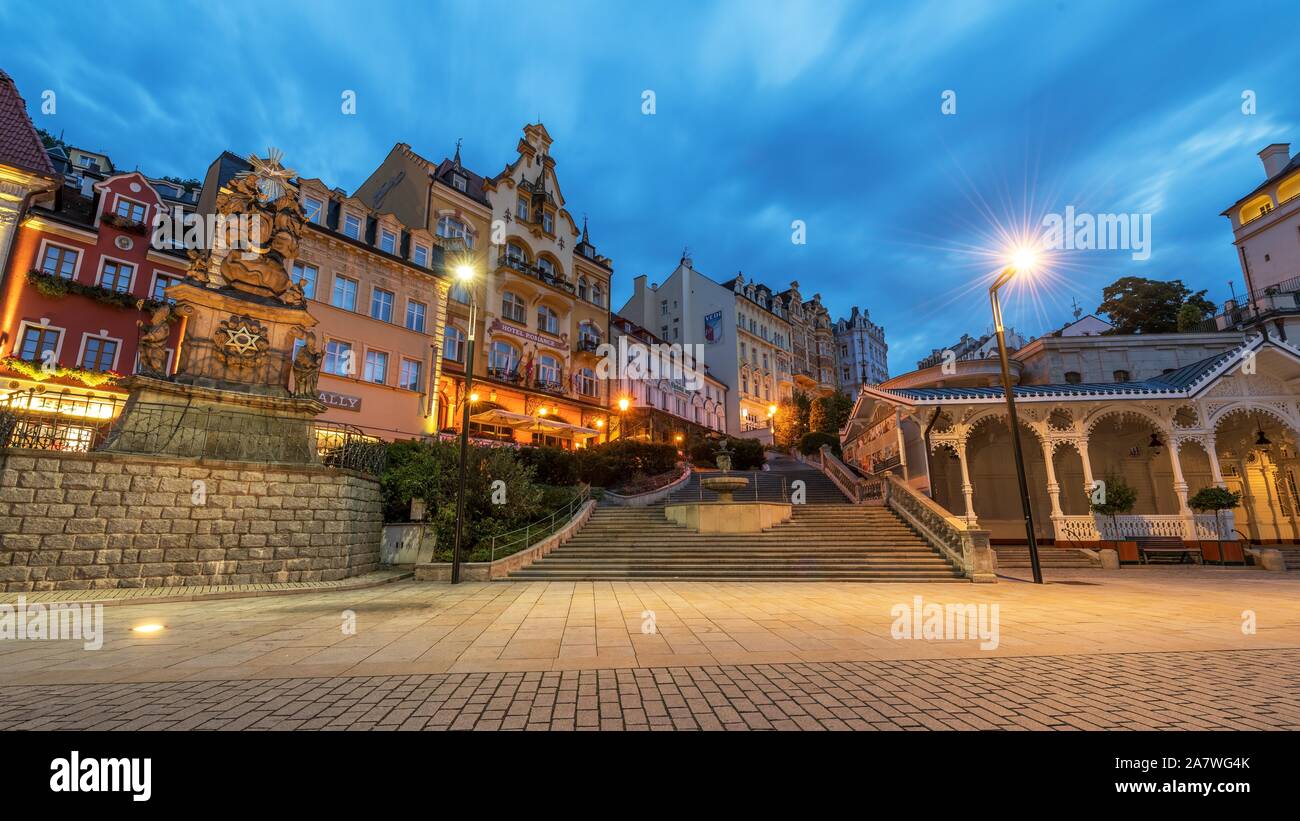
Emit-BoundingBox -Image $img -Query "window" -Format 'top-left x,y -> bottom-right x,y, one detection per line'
436,216 -> 472,247
577,278 -> 587,300
343,214 -> 362,240
364,350 -> 389,384
1113,370 -> 1131,383
579,322 -> 600,349
406,300 -> 426,332
452,174 -> 467,192
151,273 -> 181,302
379,229 -> 397,255
516,196 -> 529,220
536,257 -> 556,279
577,367 -> 597,396
303,197 -> 324,224
370,287 -> 394,322
536,305 -> 559,335
17,324 -> 60,363
1064,371 -> 1082,384
399,358 -> 422,391
590,284 -> 603,307
450,282 -> 470,304
81,336 -> 118,372
331,275 -> 358,311
542,212 -> 554,234
114,198 -> 147,223
413,244 -> 429,267
501,291 -> 526,323
291,262 -> 318,299
98,260 -> 134,293
661,300 -> 669,316
324,340 -> 354,376
506,242 -> 528,265
488,340 -> 517,375
537,354 -> 560,387
443,326 -> 466,362
41,244 -> 79,279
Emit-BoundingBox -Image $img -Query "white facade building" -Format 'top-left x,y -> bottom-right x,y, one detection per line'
834,306 -> 889,389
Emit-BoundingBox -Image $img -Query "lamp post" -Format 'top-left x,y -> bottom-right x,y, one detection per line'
451,263 -> 477,585
617,396 -> 630,441
989,250 -> 1043,584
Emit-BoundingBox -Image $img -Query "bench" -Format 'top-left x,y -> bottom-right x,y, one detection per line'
1136,536 -> 1202,565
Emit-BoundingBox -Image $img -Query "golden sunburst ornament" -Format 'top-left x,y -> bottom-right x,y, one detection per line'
240,147 -> 298,202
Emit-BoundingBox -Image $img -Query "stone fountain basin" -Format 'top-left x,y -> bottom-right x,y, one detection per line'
699,476 -> 750,494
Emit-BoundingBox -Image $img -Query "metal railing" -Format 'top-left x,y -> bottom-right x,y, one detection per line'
0,401 -> 386,475
487,484 -> 591,562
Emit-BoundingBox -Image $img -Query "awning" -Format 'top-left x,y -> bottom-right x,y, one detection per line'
470,409 -> 601,438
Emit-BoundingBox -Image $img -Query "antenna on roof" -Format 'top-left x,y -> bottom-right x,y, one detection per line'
1071,297 -> 1082,321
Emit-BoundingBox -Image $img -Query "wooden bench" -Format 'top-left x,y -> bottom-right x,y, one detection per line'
1136,536 -> 1202,565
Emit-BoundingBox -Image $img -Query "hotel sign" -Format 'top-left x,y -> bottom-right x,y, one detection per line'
489,318 -> 568,350
318,390 -> 362,412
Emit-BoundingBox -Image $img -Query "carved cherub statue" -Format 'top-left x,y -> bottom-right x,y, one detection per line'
136,301 -> 181,378
290,328 -> 323,398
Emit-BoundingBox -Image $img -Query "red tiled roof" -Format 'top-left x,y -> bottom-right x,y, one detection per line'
0,68 -> 56,177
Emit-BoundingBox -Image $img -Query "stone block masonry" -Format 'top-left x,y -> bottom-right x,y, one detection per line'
0,449 -> 383,592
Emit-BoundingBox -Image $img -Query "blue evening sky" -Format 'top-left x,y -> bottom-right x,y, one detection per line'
2,0 -> 1296,370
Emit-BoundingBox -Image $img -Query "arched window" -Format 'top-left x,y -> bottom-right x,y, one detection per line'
577,277 -> 587,300
578,321 -> 600,349
501,291 -> 526,323
488,340 -> 518,377
443,326 -> 466,362
436,216 -> 472,247
536,305 -> 559,335
577,367 -> 597,396
537,257 -> 556,279
591,283 -> 603,307
506,242 -> 528,266
537,354 -> 561,388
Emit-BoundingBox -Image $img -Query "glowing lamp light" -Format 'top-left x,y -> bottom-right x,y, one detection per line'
469,392 -> 479,402
674,433 -> 683,443
617,398 -> 630,412
132,624 -> 165,634
595,419 -> 605,428
1009,247 -> 1038,274
538,407 -> 548,417
768,404 -> 778,417
454,264 -> 475,282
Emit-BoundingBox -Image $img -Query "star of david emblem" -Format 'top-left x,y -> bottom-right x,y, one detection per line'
223,324 -> 262,355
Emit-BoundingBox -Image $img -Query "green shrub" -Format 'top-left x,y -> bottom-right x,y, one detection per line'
689,436 -> 766,470
799,430 -> 840,457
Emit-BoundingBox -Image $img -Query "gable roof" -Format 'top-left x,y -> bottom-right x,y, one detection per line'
869,337 -> 1267,405
0,69 -> 56,178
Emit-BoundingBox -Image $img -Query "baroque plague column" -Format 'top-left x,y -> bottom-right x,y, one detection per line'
106,150 -> 327,460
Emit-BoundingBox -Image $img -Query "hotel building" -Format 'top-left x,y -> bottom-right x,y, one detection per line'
834,306 -> 889,390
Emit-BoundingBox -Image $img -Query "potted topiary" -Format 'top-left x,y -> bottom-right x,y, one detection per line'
1188,485 -> 1242,566
1090,475 -> 1138,562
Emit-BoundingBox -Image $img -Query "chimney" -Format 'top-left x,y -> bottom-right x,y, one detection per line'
1259,143 -> 1291,179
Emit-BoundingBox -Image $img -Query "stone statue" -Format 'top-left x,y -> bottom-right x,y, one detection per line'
212,154 -> 306,304
290,328 -> 322,399
715,441 -> 733,473
185,248 -> 212,284
136,301 -> 182,378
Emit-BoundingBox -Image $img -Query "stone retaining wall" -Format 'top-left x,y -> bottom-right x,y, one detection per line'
0,449 -> 383,592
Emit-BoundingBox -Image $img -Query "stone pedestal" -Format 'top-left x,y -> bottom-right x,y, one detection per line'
664,501 -> 793,533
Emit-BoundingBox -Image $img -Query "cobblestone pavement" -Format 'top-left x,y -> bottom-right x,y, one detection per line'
2,648 -> 1297,730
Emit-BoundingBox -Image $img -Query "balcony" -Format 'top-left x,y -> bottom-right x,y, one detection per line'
1188,274 -> 1300,333
497,254 -> 575,295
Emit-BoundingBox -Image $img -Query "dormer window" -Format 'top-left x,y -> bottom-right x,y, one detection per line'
343,214 -> 362,240
1064,371 -> 1082,384
413,243 -> 429,267
379,229 -> 397,255
303,196 -> 324,224
1113,370 -> 1131,383
452,174 -> 467,192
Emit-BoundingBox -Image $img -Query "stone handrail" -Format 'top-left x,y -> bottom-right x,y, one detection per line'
602,461 -> 693,507
817,445 -> 883,503
881,473 -> 997,583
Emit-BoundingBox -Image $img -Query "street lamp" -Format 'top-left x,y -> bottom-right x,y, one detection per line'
617,396 -> 630,440
990,248 -> 1043,584
451,263 -> 477,585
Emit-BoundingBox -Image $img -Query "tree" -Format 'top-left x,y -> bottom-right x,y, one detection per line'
1089,475 -> 1137,550
1176,301 -> 1210,332
773,391 -> 811,450
810,391 -> 853,435
1188,485 -> 1242,565
1096,276 -> 1216,334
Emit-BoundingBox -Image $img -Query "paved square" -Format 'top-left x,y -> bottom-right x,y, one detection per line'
2,569 -> 1298,729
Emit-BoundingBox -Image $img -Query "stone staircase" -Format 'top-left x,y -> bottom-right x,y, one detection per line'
994,544 -> 1098,569
1277,547 -> 1300,571
508,467 -> 965,582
